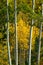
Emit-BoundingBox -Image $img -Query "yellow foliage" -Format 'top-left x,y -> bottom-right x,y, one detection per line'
32,26 -> 39,50
8,0 -> 12,4
0,32 -> 3,39
32,26 -> 39,38
17,19 -> 30,50
9,19 -> 40,50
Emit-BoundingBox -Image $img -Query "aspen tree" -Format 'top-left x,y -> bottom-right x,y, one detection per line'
29,0 -> 35,65
7,0 -> 12,65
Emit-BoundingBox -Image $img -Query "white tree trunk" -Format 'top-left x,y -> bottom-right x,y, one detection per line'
38,23 -> 42,65
7,0 -> 12,65
38,3 -> 43,65
15,0 -> 18,65
29,0 -> 35,65
42,4 -> 43,15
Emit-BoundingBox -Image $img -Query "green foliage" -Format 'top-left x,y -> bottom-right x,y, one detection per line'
0,0 -> 7,24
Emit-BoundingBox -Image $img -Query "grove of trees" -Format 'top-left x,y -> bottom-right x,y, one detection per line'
0,0 -> 43,65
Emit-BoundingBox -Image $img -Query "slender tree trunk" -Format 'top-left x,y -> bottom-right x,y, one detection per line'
7,0 -> 12,65
38,3 -> 43,65
38,23 -> 42,65
15,0 -> 18,65
42,3 -> 43,16
29,0 -> 35,65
